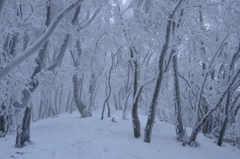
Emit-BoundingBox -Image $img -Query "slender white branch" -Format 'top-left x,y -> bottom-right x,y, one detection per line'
133,76 -> 157,104
79,8 -> 101,29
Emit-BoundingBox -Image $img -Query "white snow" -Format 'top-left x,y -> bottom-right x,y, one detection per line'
1,109 -> 240,159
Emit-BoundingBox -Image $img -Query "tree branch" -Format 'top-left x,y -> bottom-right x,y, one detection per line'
0,0 -> 85,81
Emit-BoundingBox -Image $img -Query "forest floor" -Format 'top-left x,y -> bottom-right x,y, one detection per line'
0,109 -> 240,159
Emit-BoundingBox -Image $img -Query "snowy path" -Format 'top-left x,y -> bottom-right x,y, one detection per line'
1,110 -> 240,159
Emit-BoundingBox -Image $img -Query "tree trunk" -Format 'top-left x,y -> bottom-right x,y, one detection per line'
217,91 -> 230,146
73,73 -> 92,118
122,63 -> 132,119
122,90 -> 132,119
15,107 -> 32,148
101,75 -> 111,119
172,55 -> 184,141
131,47 -> 141,138
88,82 -> 94,110
0,105 -> 9,137
113,94 -> 119,110
202,114 -> 213,135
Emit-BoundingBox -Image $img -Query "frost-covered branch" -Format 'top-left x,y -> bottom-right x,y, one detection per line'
178,72 -> 190,88
189,68 -> 240,144
46,34 -> 70,71
0,0 -> 85,81
79,8 -> 101,29
133,76 -> 156,104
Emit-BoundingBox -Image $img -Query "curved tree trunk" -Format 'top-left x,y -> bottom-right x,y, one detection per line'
71,5 -> 100,118
131,47 -> 141,138
73,73 -> 92,117
71,6 -> 92,118
101,63 -> 113,120
101,47 -> 123,119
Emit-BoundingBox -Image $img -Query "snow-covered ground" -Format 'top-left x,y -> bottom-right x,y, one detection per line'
1,109 -> 240,159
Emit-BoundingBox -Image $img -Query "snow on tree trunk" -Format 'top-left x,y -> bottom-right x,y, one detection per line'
0,0 -> 85,81
217,85 -> 231,146
172,55 -> 184,141
122,90 -> 132,119
202,113 -> 214,135
131,47 -> 141,138
15,106 -> 32,148
0,105 -> 9,137
101,63 -> 113,119
88,73 -> 95,110
144,16 -> 171,143
132,99 -> 141,138
72,41 -> 91,117
71,7 -> 91,117
72,73 -> 92,118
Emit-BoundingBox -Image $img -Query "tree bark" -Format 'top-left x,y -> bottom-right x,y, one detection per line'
15,107 -> 32,148
0,105 -> 9,137
217,85 -> 231,146
122,90 -> 132,119
131,47 -> 141,138
73,73 -> 92,117
172,55 -> 184,141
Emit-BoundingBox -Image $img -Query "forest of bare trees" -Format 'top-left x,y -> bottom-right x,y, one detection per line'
0,0 -> 240,148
